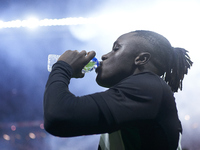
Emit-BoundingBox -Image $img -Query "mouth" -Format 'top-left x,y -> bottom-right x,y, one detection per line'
95,61 -> 102,73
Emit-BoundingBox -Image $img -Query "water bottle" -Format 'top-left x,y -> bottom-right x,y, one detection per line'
47,54 -> 99,73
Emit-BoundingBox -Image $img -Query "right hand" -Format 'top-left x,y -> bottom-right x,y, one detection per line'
58,50 -> 96,78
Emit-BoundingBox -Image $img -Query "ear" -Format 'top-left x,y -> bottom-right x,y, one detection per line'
134,52 -> 151,65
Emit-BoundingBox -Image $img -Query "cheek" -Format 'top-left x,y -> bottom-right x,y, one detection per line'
102,55 -> 132,77
96,52 -> 135,87
96,61 -> 117,87
100,63 -> 115,79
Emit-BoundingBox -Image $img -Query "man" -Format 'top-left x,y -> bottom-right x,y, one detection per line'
43,30 -> 193,149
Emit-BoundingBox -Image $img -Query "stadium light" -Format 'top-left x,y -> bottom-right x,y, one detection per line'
0,17 -> 96,29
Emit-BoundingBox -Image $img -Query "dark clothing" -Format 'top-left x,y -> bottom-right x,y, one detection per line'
44,61 -> 182,150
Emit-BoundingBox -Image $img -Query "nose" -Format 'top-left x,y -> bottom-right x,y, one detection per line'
101,54 -> 107,61
101,52 -> 111,61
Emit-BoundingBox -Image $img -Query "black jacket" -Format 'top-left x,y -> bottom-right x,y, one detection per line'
44,61 -> 182,150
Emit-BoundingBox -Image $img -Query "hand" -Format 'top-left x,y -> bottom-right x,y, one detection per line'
58,50 -> 96,78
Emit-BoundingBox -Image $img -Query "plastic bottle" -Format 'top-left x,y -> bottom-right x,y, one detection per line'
47,54 -> 99,73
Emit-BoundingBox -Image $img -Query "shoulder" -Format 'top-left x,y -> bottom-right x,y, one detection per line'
114,72 -> 164,91
111,72 -> 174,101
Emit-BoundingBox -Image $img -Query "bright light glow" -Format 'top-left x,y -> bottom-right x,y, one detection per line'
0,17 -> 96,29
29,132 -> 36,139
3,134 -> 10,141
22,18 -> 39,28
40,123 -> 44,129
11,125 -> 16,131
185,115 -> 190,121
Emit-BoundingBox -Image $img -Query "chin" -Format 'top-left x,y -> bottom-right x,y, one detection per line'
96,79 -> 109,88
96,76 -> 112,88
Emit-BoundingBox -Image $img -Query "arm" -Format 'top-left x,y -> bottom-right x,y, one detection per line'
44,61 -> 109,137
44,50 -> 119,137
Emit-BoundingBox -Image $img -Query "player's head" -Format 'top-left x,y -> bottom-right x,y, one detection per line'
96,30 -> 193,92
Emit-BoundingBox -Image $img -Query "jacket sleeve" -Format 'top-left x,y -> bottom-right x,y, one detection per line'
43,61 -> 117,137
43,61 -> 161,137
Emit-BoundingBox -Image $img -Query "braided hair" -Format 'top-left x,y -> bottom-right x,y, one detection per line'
132,30 -> 193,92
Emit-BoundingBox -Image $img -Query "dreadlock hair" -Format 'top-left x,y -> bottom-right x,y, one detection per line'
132,30 -> 193,92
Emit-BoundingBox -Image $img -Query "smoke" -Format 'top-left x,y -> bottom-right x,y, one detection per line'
0,0 -> 105,149
0,0 -> 200,149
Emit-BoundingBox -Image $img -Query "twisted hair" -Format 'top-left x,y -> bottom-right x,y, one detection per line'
133,30 -> 193,92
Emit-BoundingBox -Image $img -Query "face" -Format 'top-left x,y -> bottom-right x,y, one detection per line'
96,32 -> 140,88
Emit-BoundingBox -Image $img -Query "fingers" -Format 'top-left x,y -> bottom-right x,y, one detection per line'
58,50 -> 96,78
85,51 -> 96,61
79,50 -> 87,56
79,50 -> 96,59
